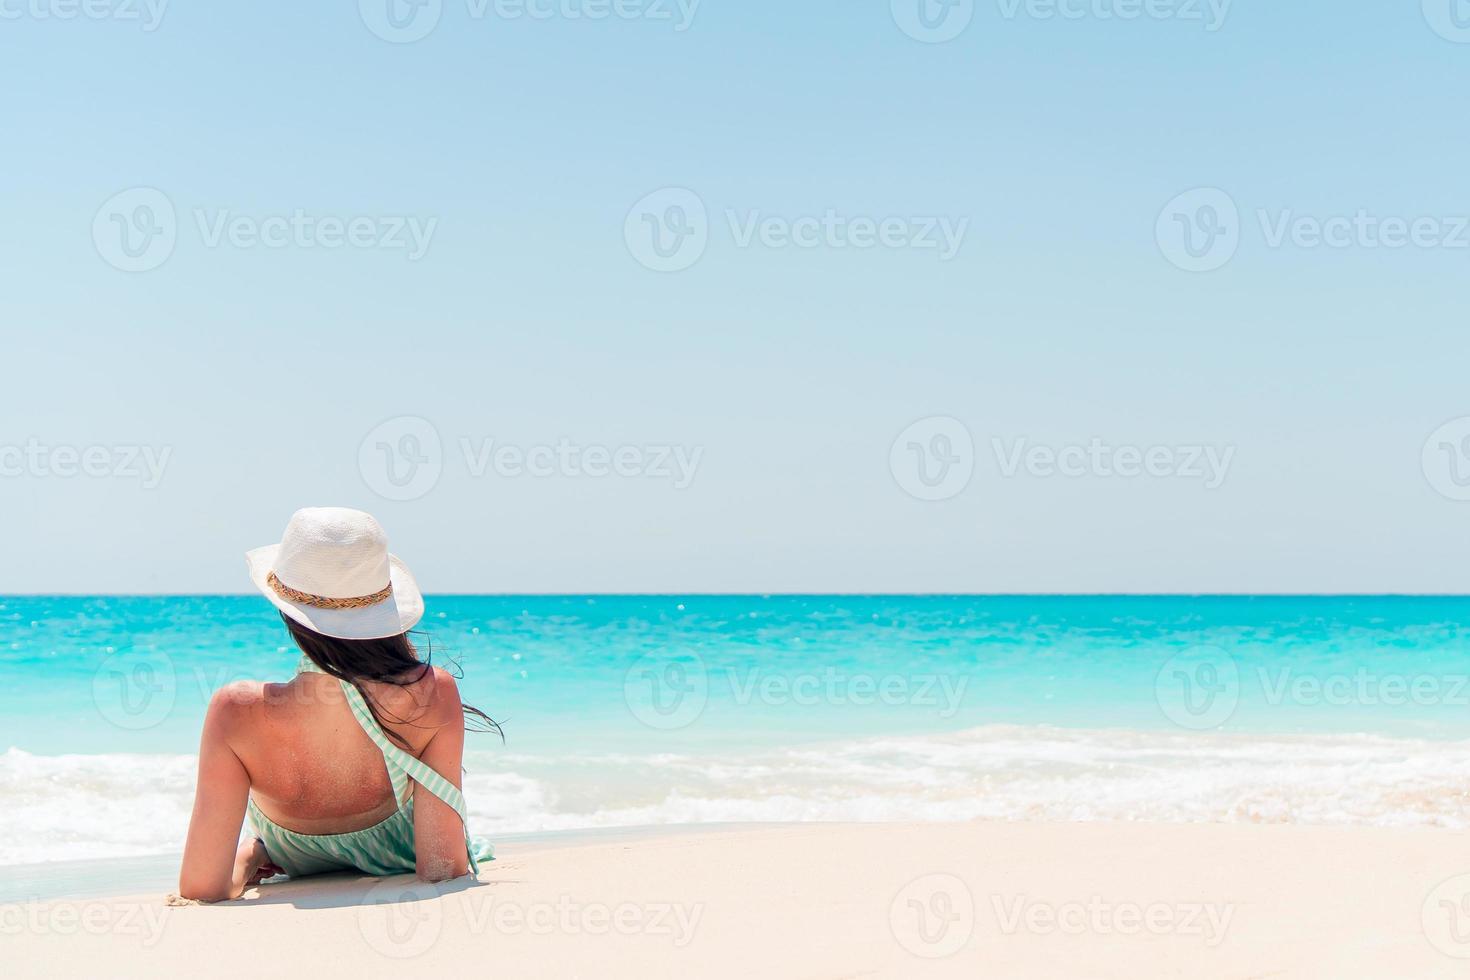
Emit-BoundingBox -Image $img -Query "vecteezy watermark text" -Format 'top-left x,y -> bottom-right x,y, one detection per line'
461,894 -> 703,946
0,0 -> 168,30
92,187 -> 437,273
887,874 -> 1233,960
194,210 -> 436,260
1156,646 -> 1470,730
891,0 -> 1230,43
624,188 -> 969,272
1257,668 -> 1470,707
359,0 -> 700,43
358,416 -> 703,501
888,417 -> 1235,501
460,438 -> 701,488
989,894 -> 1234,946
725,667 -> 968,718
996,0 -> 1230,29
1157,187 -> 1470,272
0,900 -> 169,944
726,210 -> 968,260
356,878 -> 704,959
464,0 -> 698,27
623,652 -> 970,730
0,440 -> 171,489
993,437 -> 1235,489
1256,211 -> 1470,251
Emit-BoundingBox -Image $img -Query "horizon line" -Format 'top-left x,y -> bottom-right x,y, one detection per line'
3,592 -> 1469,600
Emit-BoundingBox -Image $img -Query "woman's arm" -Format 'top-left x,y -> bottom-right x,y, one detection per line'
178,687 -> 254,902
412,668 -> 470,882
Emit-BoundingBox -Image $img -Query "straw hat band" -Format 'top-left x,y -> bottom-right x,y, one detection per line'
267,570 -> 394,610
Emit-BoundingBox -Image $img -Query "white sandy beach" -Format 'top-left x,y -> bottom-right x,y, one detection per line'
7,821 -> 1469,979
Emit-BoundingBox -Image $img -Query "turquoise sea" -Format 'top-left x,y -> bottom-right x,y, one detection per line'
4,595 -> 1470,886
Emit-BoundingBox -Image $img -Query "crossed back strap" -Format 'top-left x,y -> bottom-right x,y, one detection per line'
299,658 -> 478,869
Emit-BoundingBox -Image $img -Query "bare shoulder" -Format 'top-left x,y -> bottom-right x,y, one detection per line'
371,664 -> 461,723
366,665 -> 462,752
419,665 -> 463,720
201,680 -> 269,739
209,680 -> 268,712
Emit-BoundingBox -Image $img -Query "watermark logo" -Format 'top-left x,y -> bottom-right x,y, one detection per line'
624,652 -> 709,730
92,650 -> 177,730
357,879 -> 443,958
1156,187 -> 1239,273
891,0 -> 974,43
1422,417 -> 1470,502
890,416 -> 975,502
889,873 -> 975,958
625,187 -> 708,272
359,416 -> 444,502
1423,873 -> 1470,958
1423,0 -> 1470,43
1155,646 -> 1239,730
360,0 -> 443,43
93,187 -> 177,273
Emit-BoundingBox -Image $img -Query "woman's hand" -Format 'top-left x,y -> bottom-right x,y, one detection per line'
234,838 -> 284,888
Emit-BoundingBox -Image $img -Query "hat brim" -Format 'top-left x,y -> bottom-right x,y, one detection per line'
245,545 -> 425,640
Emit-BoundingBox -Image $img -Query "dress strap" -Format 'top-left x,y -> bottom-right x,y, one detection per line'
298,656 -> 481,872
337,678 -> 472,823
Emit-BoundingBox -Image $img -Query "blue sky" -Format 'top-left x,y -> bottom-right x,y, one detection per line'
2,1 -> 1469,593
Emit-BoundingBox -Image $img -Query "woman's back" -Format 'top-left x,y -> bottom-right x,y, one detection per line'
213,666 -> 455,835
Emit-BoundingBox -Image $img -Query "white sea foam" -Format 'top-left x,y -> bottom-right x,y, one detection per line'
0,748 -> 198,865
5,726 -> 1470,866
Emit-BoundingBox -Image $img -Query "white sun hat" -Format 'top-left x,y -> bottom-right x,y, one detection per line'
245,507 -> 424,640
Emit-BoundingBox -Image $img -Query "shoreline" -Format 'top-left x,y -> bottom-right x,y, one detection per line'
0,822 -> 783,904
11,811 -> 1470,904
8,821 -> 1469,979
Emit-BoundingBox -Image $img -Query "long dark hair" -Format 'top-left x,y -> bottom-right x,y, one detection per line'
282,613 -> 502,747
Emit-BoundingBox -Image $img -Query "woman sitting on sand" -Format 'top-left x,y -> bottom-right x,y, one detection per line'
178,507 -> 497,902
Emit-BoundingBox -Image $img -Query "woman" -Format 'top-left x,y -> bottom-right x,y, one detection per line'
178,507 -> 496,902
